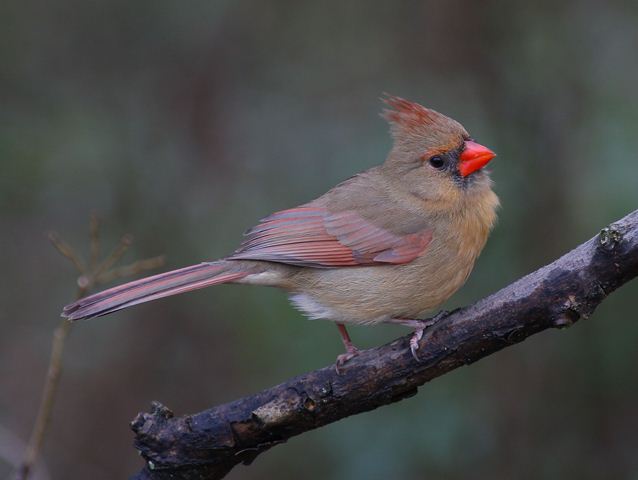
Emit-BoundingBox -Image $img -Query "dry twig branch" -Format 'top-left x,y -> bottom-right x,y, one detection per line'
14,215 -> 164,480
130,208 -> 638,480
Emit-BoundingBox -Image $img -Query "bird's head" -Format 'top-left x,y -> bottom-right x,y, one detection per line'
381,95 -> 496,206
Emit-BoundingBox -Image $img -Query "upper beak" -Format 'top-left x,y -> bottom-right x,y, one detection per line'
459,140 -> 496,177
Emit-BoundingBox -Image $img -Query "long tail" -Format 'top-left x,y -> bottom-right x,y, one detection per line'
62,261 -> 248,321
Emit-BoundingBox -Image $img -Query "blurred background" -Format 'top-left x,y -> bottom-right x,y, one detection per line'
2,1 -> 638,479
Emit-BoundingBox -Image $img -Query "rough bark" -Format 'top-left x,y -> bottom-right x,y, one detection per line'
130,209 -> 638,480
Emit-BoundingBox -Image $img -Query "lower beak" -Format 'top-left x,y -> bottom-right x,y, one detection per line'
459,140 -> 496,177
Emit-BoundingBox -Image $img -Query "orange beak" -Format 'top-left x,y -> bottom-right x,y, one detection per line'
459,140 -> 496,177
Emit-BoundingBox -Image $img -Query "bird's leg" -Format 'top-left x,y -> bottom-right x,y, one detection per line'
335,323 -> 360,373
387,310 -> 449,361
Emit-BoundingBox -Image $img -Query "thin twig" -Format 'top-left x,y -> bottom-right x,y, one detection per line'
14,234 -> 89,480
92,234 -> 134,279
14,307 -> 82,480
14,217 -> 164,480
0,426 -> 49,480
46,233 -> 85,274
95,256 -> 166,285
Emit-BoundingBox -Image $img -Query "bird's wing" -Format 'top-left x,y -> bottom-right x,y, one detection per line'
228,204 -> 432,268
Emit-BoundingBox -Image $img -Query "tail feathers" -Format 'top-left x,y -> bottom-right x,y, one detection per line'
62,262 -> 247,321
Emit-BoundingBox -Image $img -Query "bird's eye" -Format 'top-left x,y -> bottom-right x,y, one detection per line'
428,155 -> 445,169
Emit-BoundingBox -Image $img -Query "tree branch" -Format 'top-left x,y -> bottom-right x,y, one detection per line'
130,209 -> 638,480
14,216 -> 165,480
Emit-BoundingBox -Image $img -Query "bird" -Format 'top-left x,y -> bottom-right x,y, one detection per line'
62,95 -> 499,370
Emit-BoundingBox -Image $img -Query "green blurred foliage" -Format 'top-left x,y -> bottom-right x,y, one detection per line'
1,0 -> 637,479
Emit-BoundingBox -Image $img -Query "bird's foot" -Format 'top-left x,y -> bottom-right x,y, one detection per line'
410,310 -> 449,360
335,323 -> 360,374
409,328 -> 424,361
389,310 -> 449,361
335,345 -> 360,375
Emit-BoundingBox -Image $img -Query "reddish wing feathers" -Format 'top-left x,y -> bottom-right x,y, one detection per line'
372,232 -> 433,263
229,207 -> 357,267
229,206 -> 432,268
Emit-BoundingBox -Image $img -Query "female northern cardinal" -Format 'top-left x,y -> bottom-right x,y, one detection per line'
63,95 -> 499,368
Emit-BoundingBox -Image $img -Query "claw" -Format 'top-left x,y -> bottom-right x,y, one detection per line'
410,328 -> 424,361
407,310 -> 449,362
335,346 -> 360,374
